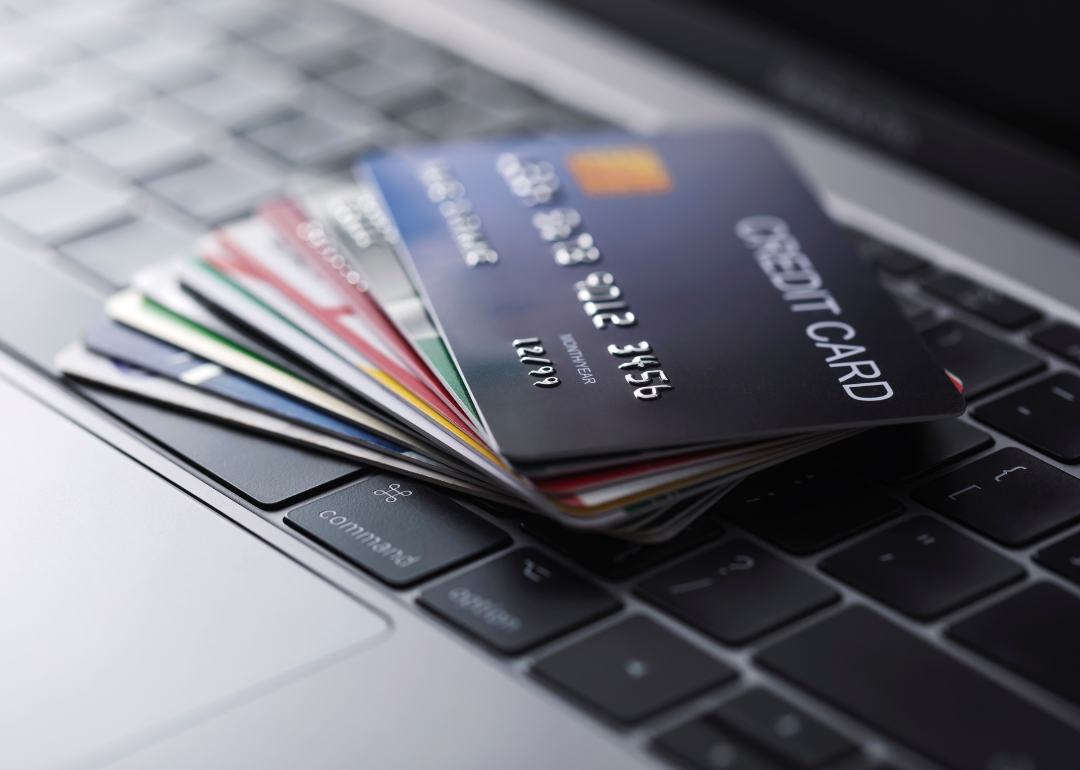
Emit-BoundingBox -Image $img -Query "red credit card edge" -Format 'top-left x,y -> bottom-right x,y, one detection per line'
533,437 -> 805,494
209,231 -> 486,444
259,198 -> 475,425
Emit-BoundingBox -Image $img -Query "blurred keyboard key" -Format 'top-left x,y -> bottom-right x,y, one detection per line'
1031,322 -> 1080,366
381,87 -> 450,121
0,135 -> 45,186
252,24 -> 345,60
367,30 -> 459,76
71,117 -> 202,179
0,73 -> 116,133
533,616 -> 735,723
418,548 -> 619,654
103,40 -> 211,89
849,232 -> 926,275
974,372 -> 1080,462
923,273 -> 1041,329
522,513 -> 725,579
32,4 -> 126,40
59,217 -> 191,286
720,459 -> 904,554
710,689 -> 856,768
441,66 -> 541,110
145,158 -> 278,224
889,293 -> 934,328
757,606 -> 1080,770
921,320 -> 1045,398
912,447 -> 1080,545
215,6 -> 288,37
1035,531 -> 1080,586
78,25 -> 145,55
655,719 -> 785,770
636,540 -> 838,645
949,583 -> 1080,708
820,516 -> 1024,619
0,17 -> 71,61
296,46 -> 365,78
826,419 -> 992,485
170,72 -> 289,124
0,173 -> 130,243
401,100 -> 522,140
521,103 -> 609,133
241,109 -> 378,167
289,82 -> 383,126
323,60 -> 429,103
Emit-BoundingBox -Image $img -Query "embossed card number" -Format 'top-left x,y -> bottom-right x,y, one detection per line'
608,341 -> 673,400
513,338 -> 560,387
574,271 -> 636,329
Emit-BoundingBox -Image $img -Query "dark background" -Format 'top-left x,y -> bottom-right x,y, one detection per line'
555,0 -> 1080,244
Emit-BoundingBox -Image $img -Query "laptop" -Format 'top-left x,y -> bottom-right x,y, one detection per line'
2,0 -> 1078,767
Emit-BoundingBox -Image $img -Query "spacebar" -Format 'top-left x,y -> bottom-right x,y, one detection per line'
756,606 -> 1080,770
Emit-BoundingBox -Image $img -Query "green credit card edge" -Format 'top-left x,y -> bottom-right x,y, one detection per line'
416,337 -> 479,422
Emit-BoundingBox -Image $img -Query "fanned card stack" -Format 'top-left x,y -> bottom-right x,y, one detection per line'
57,129 -> 964,541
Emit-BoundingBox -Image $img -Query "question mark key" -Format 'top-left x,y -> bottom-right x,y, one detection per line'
635,540 -> 838,645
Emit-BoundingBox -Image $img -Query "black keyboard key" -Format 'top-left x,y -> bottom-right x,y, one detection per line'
84,387 -> 362,508
655,720 -> 785,770
636,540 -> 837,645
757,606 -> 1080,770
285,474 -> 509,586
889,293 -> 935,328
975,372 -> 1080,462
522,514 -> 725,579
819,516 -> 1024,619
923,273 -> 1042,329
532,616 -> 736,723
1035,531 -> 1080,586
921,321 -> 1044,399
848,231 -> 927,275
949,583 -> 1080,708
418,548 -> 619,654
1031,322 -> 1080,366
912,448 -> 1080,545
711,689 -> 856,769
827,419 -> 992,485
720,460 -> 903,554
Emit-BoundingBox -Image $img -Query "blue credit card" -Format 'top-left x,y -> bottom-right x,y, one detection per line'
85,320 -> 410,455
363,129 -> 964,464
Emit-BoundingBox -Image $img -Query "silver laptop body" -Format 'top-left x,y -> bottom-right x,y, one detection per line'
2,0 -> 1079,768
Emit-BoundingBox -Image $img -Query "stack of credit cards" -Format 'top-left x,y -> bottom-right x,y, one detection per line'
56,129 -> 964,541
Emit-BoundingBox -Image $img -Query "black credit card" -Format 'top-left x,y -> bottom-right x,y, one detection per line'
363,129 -> 964,463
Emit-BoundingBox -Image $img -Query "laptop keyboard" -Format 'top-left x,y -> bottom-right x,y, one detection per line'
3,0 -> 1080,767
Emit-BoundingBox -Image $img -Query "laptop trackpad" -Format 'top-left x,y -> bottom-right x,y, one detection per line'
0,376 -> 389,769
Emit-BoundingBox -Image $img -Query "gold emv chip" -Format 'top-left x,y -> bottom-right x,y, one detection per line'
566,145 -> 674,197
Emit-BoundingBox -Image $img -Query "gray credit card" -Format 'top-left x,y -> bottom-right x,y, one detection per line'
363,129 -> 964,464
